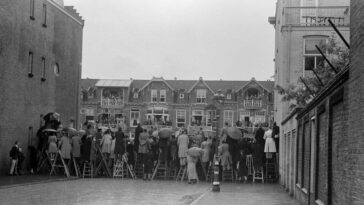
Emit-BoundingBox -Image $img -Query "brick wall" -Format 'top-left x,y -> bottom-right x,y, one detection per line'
0,0 -> 83,174
348,0 -> 364,203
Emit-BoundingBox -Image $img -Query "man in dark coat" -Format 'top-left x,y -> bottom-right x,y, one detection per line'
114,127 -> 127,159
9,141 -> 20,176
254,125 -> 265,149
273,122 -> 280,153
134,124 -> 143,152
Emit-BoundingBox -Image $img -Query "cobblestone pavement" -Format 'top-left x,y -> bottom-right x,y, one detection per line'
0,179 -> 295,205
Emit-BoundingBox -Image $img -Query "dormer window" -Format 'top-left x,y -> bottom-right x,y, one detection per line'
179,93 -> 184,99
160,90 -> 166,102
151,89 -> 157,102
133,92 -> 138,99
196,89 -> 206,103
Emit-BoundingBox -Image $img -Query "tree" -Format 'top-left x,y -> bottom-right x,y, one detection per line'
277,35 -> 350,108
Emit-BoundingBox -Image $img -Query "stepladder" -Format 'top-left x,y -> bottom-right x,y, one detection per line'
50,150 -> 70,177
83,161 -> 93,178
175,165 -> 187,182
113,154 -> 136,179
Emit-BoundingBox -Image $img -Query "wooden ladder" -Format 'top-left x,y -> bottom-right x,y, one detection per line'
83,161 -> 93,178
253,166 -> 264,183
94,145 -> 112,177
113,155 -> 136,179
152,160 -> 168,180
50,150 -> 70,177
175,166 -> 187,182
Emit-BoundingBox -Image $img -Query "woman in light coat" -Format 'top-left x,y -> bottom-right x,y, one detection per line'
264,127 -> 276,159
48,134 -> 58,160
59,132 -> 72,164
200,137 -> 211,172
177,130 -> 189,166
100,129 -> 112,158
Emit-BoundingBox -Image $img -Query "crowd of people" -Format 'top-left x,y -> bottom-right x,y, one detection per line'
9,117 -> 280,185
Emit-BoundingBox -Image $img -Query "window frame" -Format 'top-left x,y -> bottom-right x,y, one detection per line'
42,3 -> 47,27
196,89 -> 207,103
28,52 -> 34,77
303,36 -> 328,72
226,93 -> 232,100
133,92 -> 139,99
223,110 -> 234,127
179,93 -> 184,99
30,0 -> 35,20
130,110 -> 140,127
160,89 -> 166,103
41,57 -> 46,81
176,109 -> 186,128
151,89 -> 157,102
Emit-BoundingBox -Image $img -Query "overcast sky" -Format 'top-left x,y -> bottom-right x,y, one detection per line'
64,0 -> 276,81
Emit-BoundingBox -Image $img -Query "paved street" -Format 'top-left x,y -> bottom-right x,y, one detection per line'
0,179 -> 295,205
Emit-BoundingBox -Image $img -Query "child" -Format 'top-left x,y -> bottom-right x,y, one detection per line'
237,150 -> 249,183
219,141 -> 232,171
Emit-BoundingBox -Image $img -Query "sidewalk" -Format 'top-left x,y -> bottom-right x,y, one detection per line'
0,174 -> 78,189
191,183 -> 296,205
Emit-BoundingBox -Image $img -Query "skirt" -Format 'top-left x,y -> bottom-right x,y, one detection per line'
264,137 -> 276,153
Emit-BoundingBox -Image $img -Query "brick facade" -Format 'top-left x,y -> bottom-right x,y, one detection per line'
80,77 -> 275,137
279,1 -> 364,201
0,0 -> 83,174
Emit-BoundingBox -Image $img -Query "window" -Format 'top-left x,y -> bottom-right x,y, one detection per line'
254,111 -> 266,123
130,110 -> 140,127
30,0 -> 35,20
42,4 -> 47,27
206,110 -> 216,127
41,57 -> 46,81
304,36 -> 327,71
191,110 -> 204,126
226,94 -> 232,100
160,89 -> 166,102
179,93 -> 184,99
28,52 -> 34,77
196,89 -> 206,103
151,89 -> 157,102
133,92 -> 138,99
176,110 -> 186,128
223,110 -> 234,127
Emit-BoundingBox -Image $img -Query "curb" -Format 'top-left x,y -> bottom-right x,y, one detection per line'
0,176 -> 79,190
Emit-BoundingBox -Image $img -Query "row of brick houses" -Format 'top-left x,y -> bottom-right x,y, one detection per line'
0,0 -> 84,174
80,77 -> 274,135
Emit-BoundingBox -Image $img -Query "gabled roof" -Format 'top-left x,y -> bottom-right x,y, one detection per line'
205,80 -> 247,93
166,80 -> 196,92
236,78 -> 274,93
138,77 -> 175,93
95,79 -> 132,87
81,78 -> 99,90
187,77 -> 215,94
